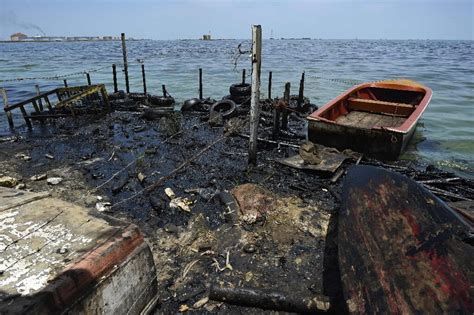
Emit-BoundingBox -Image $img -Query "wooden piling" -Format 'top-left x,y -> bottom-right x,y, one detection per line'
121,33 -> 130,94
268,71 -> 272,99
1,88 -> 14,128
63,79 -> 68,88
162,85 -> 167,97
141,64 -> 147,95
272,102 -> 280,140
35,85 -> 44,111
242,69 -> 246,85
282,82 -> 290,131
86,72 -> 92,86
112,64 -> 118,93
298,72 -> 305,106
248,25 -> 262,166
199,68 -> 203,99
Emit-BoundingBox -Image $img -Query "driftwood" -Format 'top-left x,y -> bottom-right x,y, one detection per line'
209,286 -> 330,313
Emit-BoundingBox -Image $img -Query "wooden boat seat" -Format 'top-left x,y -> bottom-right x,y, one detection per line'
336,111 -> 406,129
347,98 -> 414,117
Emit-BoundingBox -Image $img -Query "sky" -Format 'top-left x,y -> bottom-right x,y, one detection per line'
0,0 -> 472,40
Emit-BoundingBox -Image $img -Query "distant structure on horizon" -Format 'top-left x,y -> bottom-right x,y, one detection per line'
202,34 -> 211,40
8,33 -> 123,42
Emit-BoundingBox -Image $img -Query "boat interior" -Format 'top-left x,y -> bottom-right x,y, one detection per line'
320,86 -> 426,129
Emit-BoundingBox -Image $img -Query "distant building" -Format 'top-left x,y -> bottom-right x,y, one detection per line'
202,34 -> 211,40
103,36 -> 113,40
10,33 -> 27,41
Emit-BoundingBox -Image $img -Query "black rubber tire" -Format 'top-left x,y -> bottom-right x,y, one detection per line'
149,95 -> 175,107
181,98 -> 202,111
231,95 -> 250,105
128,93 -> 148,102
210,99 -> 236,118
229,83 -> 251,97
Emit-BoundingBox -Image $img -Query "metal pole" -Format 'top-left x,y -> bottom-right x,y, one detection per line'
112,64 -> 118,93
86,72 -> 92,86
121,33 -> 130,94
248,25 -> 262,166
199,68 -> 203,99
268,71 -> 272,99
141,64 -> 147,95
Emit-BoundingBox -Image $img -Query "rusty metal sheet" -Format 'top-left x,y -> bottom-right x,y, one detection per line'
339,165 -> 474,314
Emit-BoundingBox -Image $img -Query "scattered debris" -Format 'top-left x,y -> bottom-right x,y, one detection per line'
0,176 -> 19,188
30,174 -> 47,181
47,177 -> 63,185
96,202 -> 112,212
164,187 -> 176,199
45,154 -> 55,160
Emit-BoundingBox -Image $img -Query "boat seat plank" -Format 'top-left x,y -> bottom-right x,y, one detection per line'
336,111 -> 406,129
347,98 -> 414,117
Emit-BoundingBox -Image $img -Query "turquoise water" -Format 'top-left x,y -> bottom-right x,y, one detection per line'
0,39 -> 473,176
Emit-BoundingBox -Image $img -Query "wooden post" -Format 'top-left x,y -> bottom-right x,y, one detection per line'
248,25 -> 262,166
112,64 -> 118,93
268,71 -> 272,99
121,33 -> 130,94
282,82 -> 290,131
1,88 -> 14,128
35,85 -> 43,111
141,64 -> 147,95
63,79 -> 68,88
242,69 -> 246,85
162,85 -> 167,97
86,72 -> 92,86
298,72 -> 305,106
199,68 -> 203,99
272,103 -> 280,140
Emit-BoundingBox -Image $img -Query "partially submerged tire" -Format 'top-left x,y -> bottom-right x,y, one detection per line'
210,99 -> 236,118
229,83 -> 251,98
149,95 -> 175,107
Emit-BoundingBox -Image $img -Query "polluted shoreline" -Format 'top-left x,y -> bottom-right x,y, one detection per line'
0,31 -> 473,314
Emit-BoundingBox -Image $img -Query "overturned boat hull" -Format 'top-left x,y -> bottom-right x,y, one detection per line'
339,165 -> 473,313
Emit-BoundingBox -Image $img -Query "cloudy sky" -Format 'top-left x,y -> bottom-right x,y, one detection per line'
1,0 -> 472,40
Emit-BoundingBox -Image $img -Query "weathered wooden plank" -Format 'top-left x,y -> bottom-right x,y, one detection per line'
348,97 -> 413,116
339,165 -> 474,314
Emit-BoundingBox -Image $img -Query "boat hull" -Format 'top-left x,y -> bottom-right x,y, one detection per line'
339,165 -> 474,314
307,118 -> 416,160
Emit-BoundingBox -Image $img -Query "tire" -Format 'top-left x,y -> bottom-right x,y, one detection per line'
181,98 -> 202,111
128,93 -> 148,102
149,95 -> 175,107
222,95 -> 232,101
229,83 -> 251,98
231,95 -> 250,105
210,99 -> 236,118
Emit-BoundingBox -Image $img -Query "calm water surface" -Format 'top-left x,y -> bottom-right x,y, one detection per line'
0,39 -> 473,176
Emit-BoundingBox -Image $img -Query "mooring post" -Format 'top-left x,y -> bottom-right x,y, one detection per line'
242,69 -> 246,85
282,82 -> 290,131
162,84 -> 167,97
86,72 -> 92,86
268,71 -> 272,99
298,72 -> 305,106
112,64 -> 118,93
1,88 -> 14,128
248,25 -> 262,166
121,33 -> 130,94
141,64 -> 147,95
272,101 -> 280,140
63,79 -> 68,88
35,84 -> 43,111
199,68 -> 203,99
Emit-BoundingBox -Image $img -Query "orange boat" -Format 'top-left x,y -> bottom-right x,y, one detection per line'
307,79 -> 432,160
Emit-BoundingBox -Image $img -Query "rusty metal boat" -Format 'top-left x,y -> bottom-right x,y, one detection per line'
307,79 -> 432,160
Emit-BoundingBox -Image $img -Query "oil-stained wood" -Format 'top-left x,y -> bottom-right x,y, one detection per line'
339,165 -> 474,314
347,97 -> 414,116
336,111 -> 405,129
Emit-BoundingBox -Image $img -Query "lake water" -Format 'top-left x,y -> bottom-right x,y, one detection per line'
0,39 -> 473,177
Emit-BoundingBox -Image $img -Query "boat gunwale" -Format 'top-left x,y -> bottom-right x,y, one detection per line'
307,80 -> 432,134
